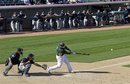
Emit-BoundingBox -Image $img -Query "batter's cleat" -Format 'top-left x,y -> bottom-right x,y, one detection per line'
47,67 -> 52,75
22,74 -> 30,77
3,72 -> 8,76
48,71 -> 52,75
69,70 -> 74,73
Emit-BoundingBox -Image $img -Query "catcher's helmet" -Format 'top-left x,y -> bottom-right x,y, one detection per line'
17,48 -> 23,52
17,48 -> 23,55
28,53 -> 34,58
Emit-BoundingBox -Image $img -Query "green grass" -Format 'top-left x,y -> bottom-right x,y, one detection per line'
1,28 -> 130,64
123,64 -> 130,67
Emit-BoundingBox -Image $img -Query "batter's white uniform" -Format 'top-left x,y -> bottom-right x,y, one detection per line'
48,54 -> 73,73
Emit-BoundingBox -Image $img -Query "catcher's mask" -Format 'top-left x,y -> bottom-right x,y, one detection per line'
27,53 -> 34,60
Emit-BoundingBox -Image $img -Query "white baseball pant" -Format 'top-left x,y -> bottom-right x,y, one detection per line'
48,54 -> 73,72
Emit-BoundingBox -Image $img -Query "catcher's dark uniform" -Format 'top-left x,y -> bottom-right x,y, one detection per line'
3,53 -> 21,75
19,56 -> 35,76
10,52 -> 21,65
3,48 -> 23,76
19,53 -> 47,77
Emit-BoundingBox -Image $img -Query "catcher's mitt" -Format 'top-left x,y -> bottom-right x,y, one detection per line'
41,64 -> 48,70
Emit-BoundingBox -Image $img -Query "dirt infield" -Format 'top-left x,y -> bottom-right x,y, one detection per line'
1,25 -> 130,84
1,56 -> 130,84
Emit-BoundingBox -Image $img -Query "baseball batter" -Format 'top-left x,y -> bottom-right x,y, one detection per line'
48,42 -> 74,74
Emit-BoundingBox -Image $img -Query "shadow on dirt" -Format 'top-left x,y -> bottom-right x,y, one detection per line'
4,71 -> 112,77
5,74 -> 22,76
29,72 -> 65,76
73,70 -> 111,74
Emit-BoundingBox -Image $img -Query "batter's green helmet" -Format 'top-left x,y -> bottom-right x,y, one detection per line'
59,42 -> 65,46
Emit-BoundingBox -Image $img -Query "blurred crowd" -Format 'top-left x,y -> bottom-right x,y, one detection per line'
0,0 -> 88,5
0,0 -> 129,5
0,6 -> 130,32
30,6 -> 130,31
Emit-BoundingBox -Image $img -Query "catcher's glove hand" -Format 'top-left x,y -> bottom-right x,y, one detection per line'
41,64 -> 48,70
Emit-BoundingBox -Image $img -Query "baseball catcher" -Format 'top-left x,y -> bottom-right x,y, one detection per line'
18,53 -> 47,77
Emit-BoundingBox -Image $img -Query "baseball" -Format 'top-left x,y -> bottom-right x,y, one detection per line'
111,49 -> 113,51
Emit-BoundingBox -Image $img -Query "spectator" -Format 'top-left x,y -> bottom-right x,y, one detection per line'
22,0 -> 29,5
46,0 -> 51,4
51,12 -> 58,30
102,10 -> 109,26
85,10 -> 93,26
72,11 -> 79,28
59,10 -> 65,29
10,12 -> 17,32
0,13 -> 5,32
64,11 -> 70,28
32,12 -> 40,31
124,7 -> 129,23
44,12 -> 52,30
37,12 -> 44,30
95,10 -> 103,26
70,11 -> 77,28
118,7 -> 124,12
40,11 -> 46,31
33,0 -> 41,4
68,0 -> 77,4
80,10 -> 86,27
16,11 -> 26,32
40,0 -> 46,4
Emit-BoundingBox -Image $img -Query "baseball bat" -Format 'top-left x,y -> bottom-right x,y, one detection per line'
72,52 -> 90,55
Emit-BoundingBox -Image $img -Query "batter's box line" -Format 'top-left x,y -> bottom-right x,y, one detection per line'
73,61 -> 130,73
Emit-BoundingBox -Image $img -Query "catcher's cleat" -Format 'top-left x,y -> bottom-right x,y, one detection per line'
3,72 -> 8,76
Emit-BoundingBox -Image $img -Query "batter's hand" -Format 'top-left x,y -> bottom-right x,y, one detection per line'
71,52 -> 76,54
